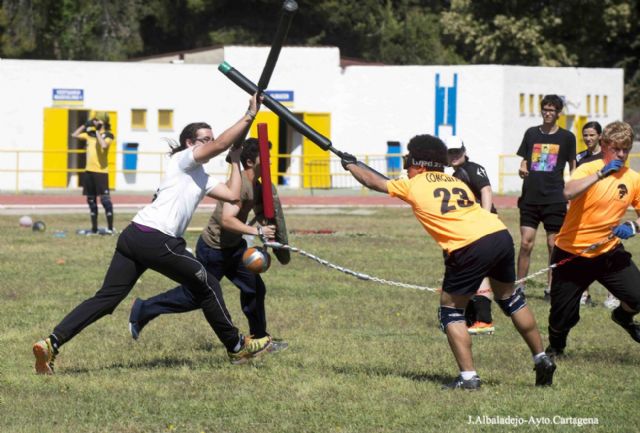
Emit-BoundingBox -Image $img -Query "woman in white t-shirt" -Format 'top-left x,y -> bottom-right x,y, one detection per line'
33,94 -> 273,374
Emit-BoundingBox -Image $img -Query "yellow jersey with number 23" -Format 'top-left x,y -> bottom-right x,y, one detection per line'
387,171 -> 507,254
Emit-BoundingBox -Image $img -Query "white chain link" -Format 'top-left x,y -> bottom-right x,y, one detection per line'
267,234 -> 616,293
514,234 -> 615,285
264,241 -> 439,293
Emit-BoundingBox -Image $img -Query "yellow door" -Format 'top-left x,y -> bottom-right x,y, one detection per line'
43,108 -> 118,189
302,113 -> 331,188
104,110 -> 118,190
43,108 -> 69,188
574,115 -> 588,153
251,111 -> 280,183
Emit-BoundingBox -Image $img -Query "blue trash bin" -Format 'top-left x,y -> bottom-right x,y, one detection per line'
386,141 -> 402,177
123,142 -> 139,171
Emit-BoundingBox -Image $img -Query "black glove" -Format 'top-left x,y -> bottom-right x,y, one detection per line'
341,152 -> 357,170
84,119 -> 95,129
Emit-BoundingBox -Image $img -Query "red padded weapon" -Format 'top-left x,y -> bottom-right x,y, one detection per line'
257,123 -> 275,220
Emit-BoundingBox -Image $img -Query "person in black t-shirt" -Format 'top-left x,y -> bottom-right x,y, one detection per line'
516,95 -> 576,300
446,136 -> 496,335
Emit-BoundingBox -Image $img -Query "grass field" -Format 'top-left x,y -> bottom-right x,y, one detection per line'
1,208 -> 638,432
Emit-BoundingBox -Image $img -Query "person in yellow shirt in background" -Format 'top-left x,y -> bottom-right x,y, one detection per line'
341,135 -> 556,389
72,112 -> 115,235
547,121 -> 640,359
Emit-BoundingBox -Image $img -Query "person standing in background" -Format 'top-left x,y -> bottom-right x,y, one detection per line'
516,95 -> 576,300
446,136 -> 497,335
72,112 -> 116,235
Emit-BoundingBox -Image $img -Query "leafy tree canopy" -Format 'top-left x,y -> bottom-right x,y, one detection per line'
2,0 -> 640,108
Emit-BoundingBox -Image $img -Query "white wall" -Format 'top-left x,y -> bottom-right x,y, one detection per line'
500,66 -> 624,192
0,59 -> 251,190
0,49 -> 624,193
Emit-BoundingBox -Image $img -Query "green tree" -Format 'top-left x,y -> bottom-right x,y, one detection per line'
0,0 -> 144,60
441,0 -> 640,120
136,0 -> 459,65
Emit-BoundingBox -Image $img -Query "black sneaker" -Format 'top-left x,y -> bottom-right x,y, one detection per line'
534,354 -> 556,386
543,289 -> 551,302
544,346 -> 565,362
442,375 -> 481,390
611,308 -> 640,343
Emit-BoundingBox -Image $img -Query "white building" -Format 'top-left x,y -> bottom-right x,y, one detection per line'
0,46 -> 623,193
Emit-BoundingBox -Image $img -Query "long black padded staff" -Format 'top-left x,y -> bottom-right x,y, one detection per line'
257,0 -> 298,93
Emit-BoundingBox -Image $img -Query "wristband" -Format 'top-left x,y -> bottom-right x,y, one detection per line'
596,170 -> 604,180
245,110 -> 256,120
257,225 -> 263,237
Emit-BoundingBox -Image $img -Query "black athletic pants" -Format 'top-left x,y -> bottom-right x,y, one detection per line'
52,224 -> 240,351
136,237 -> 268,338
548,244 -> 640,349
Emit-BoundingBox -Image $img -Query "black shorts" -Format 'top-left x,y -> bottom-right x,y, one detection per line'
442,229 -> 515,296
519,202 -> 566,233
549,245 -> 640,332
82,171 -> 110,196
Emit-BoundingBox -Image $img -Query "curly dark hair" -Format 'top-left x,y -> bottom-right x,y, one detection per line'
407,134 -> 448,168
234,138 -> 273,169
241,138 -> 260,168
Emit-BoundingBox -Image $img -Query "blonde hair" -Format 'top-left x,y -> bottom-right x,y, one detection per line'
602,121 -> 634,149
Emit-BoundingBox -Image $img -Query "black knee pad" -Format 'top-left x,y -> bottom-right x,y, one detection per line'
100,195 -> 113,215
438,306 -> 466,333
87,196 -> 98,215
496,290 -> 527,317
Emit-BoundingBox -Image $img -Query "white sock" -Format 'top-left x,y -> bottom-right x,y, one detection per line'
533,352 -> 546,363
461,371 -> 477,380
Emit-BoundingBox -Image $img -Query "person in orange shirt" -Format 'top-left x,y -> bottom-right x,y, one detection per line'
547,121 -> 640,358
341,135 -> 556,389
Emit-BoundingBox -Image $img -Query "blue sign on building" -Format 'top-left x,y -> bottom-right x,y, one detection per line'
265,90 -> 294,106
434,74 -> 457,137
52,88 -> 84,106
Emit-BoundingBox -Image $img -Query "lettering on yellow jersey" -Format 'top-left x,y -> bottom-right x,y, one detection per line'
424,172 -> 457,183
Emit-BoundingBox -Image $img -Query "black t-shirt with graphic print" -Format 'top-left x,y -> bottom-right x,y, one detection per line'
517,126 -> 576,205
452,160 -> 497,214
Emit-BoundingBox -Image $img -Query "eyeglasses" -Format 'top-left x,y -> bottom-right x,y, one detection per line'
541,108 -> 557,114
194,136 -> 213,143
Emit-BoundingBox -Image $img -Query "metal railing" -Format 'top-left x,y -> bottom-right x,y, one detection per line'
0,148 -> 404,193
8,148 -> 640,194
498,153 -> 640,194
